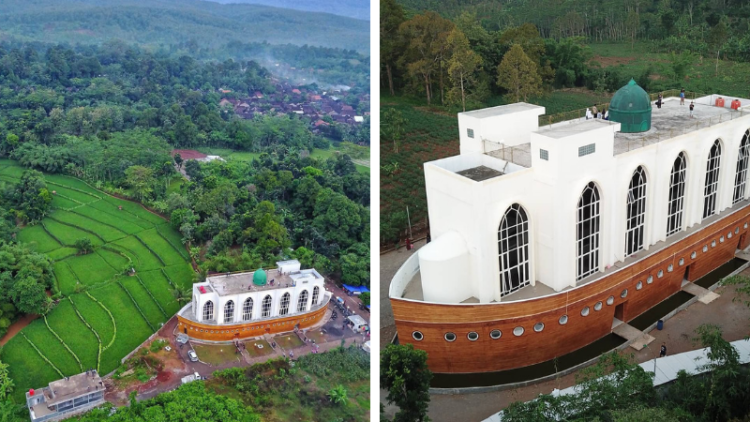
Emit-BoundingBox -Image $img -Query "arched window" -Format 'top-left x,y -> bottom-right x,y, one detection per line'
224,300 -> 234,323
312,286 -> 320,306
667,153 -> 687,237
577,182 -> 600,281
297,290 -> 309,313
261,295 -> 272,318
734,131 -> 750,204
203,301 -> 214,321
242,298 -> 253,321
279,292 -> 291,315
498,204 -> 530,296
625,166 -> 647,256
703,140 -> 722,219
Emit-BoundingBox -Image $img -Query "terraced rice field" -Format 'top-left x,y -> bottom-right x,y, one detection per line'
0,160 -> 194,401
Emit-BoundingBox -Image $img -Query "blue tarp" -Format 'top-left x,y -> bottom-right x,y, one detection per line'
342,284 -> 370,294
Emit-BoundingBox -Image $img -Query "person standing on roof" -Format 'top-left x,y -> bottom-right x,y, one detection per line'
680,88 -> 686,105
690,101 -> 695,118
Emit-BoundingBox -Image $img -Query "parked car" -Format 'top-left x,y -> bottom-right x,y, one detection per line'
188,350 -> 199,362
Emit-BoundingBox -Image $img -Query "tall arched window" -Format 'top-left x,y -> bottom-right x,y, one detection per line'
242,298 -> 253,321
203,301 -> 214,321
312,286 -> 320,306
498,204 -> 530,296
279,292 -> 291,315
297,290 -> 309,313
224,300 -> 234,323
625,166 -> 647,256
667,153 -> 687,237
703,140 -> 722,219
261,295 -> 272,317
733,131 -> 750,204
577,182 -> 600,281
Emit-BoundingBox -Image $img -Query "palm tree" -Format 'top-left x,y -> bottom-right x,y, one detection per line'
327,385 -> 348,406
172,287 -> 191,304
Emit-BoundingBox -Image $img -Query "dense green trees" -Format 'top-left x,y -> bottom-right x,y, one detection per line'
381,344 -> 433,422
0,243 -> 52,317
1,170 -> 51,223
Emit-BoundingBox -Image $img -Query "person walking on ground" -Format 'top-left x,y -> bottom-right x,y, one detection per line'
603,108 -> 609,120
690,101 -> 695,118
660,343 -> 667,357
585,108 -> 593,120
592,105 -> 598,116
680,88 -> 686,105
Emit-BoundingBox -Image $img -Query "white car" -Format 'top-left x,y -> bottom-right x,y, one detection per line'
187,350 -> 198,362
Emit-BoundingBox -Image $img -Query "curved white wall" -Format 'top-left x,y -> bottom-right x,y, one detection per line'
419,231 -> 472,303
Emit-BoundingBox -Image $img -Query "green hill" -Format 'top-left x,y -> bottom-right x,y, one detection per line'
0,0 -> 369,52
208,0 -> 370,21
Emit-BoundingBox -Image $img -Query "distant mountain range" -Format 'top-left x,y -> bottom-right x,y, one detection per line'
0,0 -> 369,52
207,0 -> 370,21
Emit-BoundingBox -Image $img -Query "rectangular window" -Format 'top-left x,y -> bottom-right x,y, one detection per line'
578,143 -> 596,157
540,149 -> 549,161
467,128 -> 474,138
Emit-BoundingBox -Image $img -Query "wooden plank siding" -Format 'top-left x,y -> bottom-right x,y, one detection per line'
391,203 -> 750,373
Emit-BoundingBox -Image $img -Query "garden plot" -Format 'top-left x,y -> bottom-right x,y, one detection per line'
67,253 -> 119,287
90,283 -> 155,374
43,219 -> 104,247
163,263 -> 195,290
22,320 -> 81,376
50,210 -> 127,242
0,163 -> 24,178
70,294 -> 114,355
45,300 -> 99,371
113,236 -> 163,271
44,174 -> 101,195
103,195 -> 165,226
2,335 -> 62,403
51,194 -> 81,210
97,248 -> 131,271
120,277 -> 167,330
155,223 -> 190,259
50,186 -> 99,205
88,200 -> 152,230
16,224 -> 61,253
138,270 -> 180,315
138,228 -> 186,266
54,261 -> 80,295
72,206 -> 145,235
47,247 -> 78,261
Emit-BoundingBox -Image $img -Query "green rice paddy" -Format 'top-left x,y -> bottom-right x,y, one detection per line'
0,160 -> 194,402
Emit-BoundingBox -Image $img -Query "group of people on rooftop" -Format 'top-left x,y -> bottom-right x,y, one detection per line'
585,105 -> 608,120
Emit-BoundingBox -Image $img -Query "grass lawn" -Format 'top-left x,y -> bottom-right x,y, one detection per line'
155,223 -> 190,260
163,263 -> 196,290
138,228 -> 186,266
50,186 -> 99,204
101,195 -> 165,226
192,344 -> 243,366
73,206 -> 145,235
97,247 -> 130,271
16,224 -> 61,253
244,339 -> 275,358
88,200 -> 152,230
47,247 -> 78,261
70,294 -> 115,353
46,300 -> 99,371
50,194 -> 80,210
23,320 -> 82,376
44,174 -> 101,195
274,333 -> 305,350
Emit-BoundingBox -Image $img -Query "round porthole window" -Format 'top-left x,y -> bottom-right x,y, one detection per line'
559,315 -> 568,325
728,232 -> 733,239
647,275 -> 654,284
636,281 -> 643,290
534,322 -> 544,332
607,295 -> 614,305
691,251 -> 697,259
668,264 -> 674,272
594,301 -> 602,311
736,227 -> 740,234
657,270 -> 664,278
712,240 -> 716,247
490,330 -> 502,340
720,236 -> 725,243
581,307 -> 590,317
467,332 -> 479,341
444,332 -> 457,342
621,289 -> 628,298
513,327 -> 525,336
679,258 -> 685,266
412,331 -> 424,341
703,245 -> 709,252
745,223 -> 748,229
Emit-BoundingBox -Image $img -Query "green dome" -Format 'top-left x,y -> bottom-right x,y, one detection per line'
253,269 -> 267,286
608,79 -> 652,133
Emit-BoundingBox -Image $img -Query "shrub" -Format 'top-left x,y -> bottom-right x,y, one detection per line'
74,237 -> 94,254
